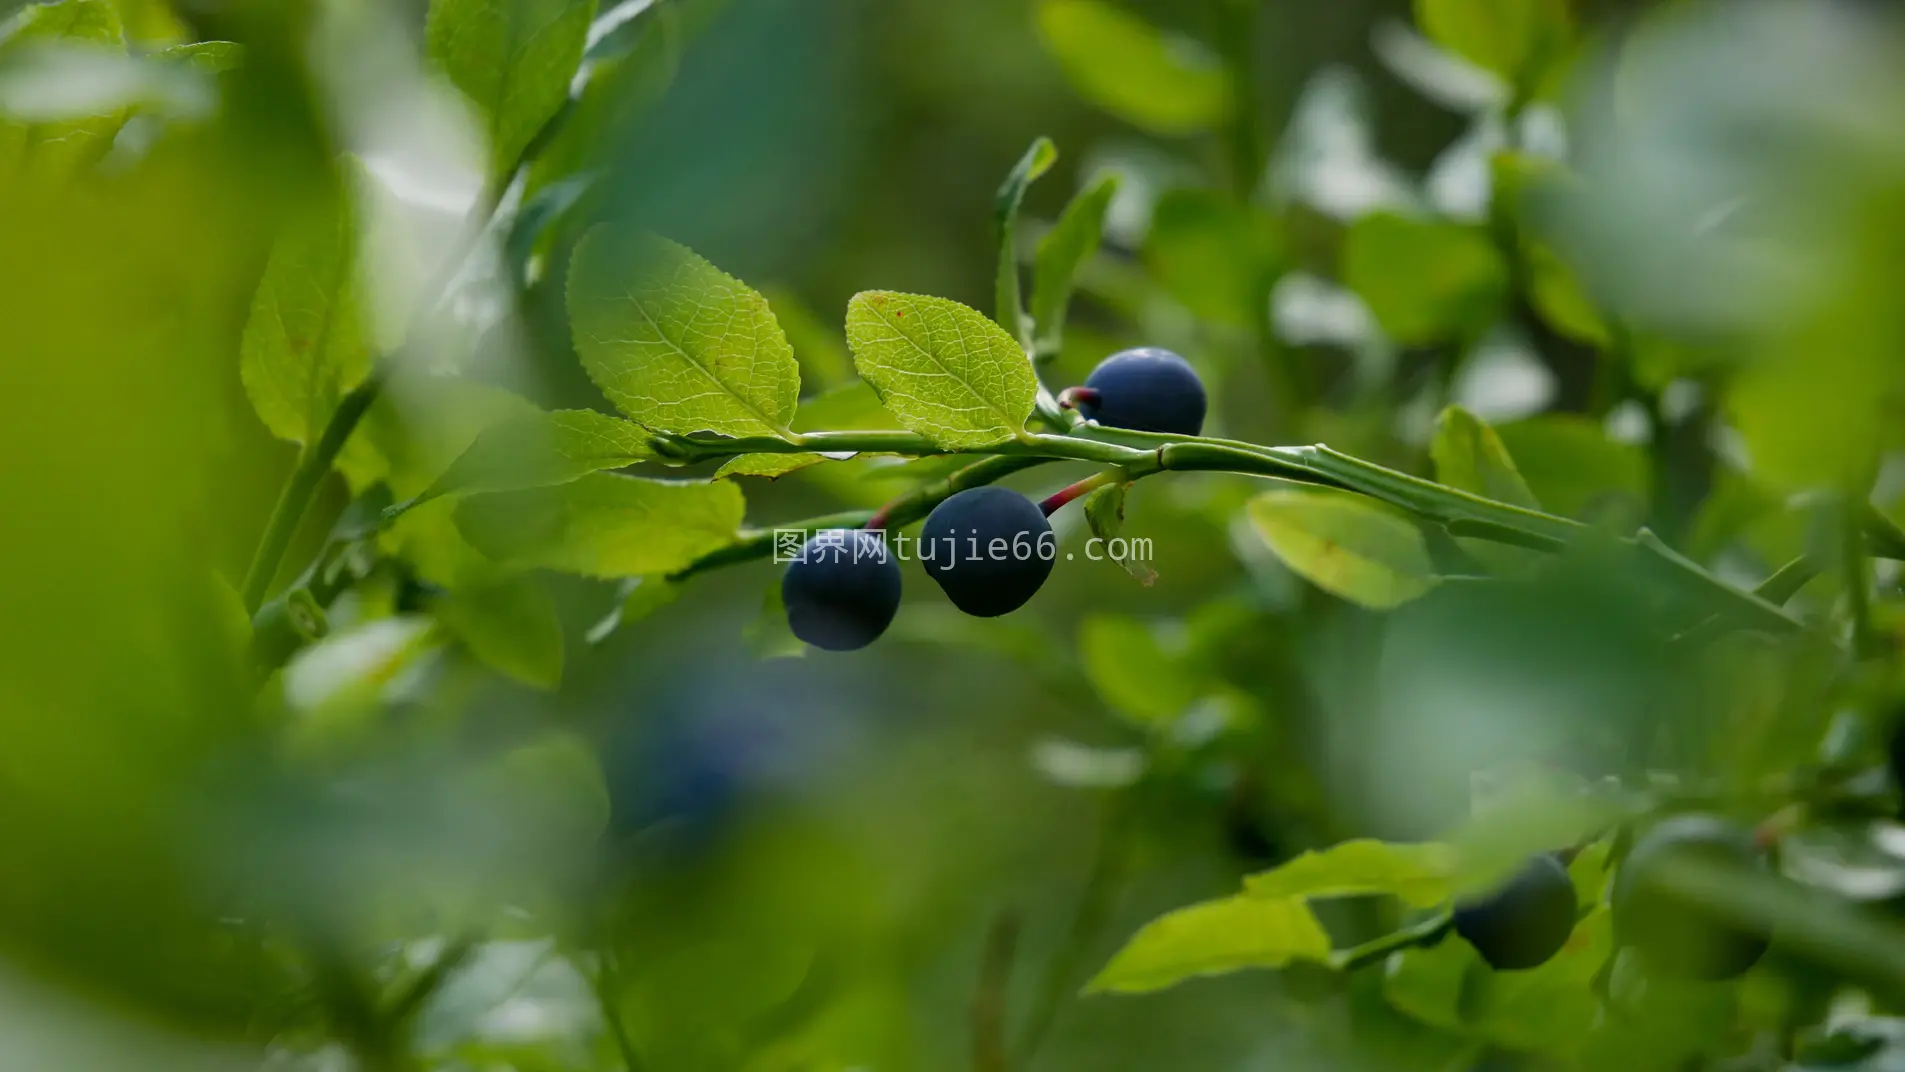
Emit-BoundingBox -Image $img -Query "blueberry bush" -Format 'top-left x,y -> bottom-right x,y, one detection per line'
6,0 -> 1905,1069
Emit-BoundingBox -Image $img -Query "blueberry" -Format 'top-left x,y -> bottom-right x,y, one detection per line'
918,487 -> 1055,617
1453,854 -> 1578,971
1612,814 -> 1770,980
780,529 -> 902,651
1079,347 -> 1207,436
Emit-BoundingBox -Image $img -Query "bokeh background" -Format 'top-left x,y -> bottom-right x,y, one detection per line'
4,0 -> 1905,1069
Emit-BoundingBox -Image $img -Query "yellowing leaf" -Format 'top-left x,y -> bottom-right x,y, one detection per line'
454,472 -> 743,577
1036,0 -> 1231,135
569,228 -> 800,437
1087,895 -> 1331,994
1245,488 -> 1437,609
845,291 -> 1036,448
1243,839 -> 1456,908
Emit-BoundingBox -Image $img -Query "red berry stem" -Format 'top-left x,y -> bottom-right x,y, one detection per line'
1056,386 -> 1101,412
1038,470 -> 1123,517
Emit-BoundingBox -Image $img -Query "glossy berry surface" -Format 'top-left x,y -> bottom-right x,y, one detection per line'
919,487 -> 1055,617
1081,347 -> 1207,436
1612,814 -> 1770,980
1453,853 -> 1578,971
780,529 -> 902,651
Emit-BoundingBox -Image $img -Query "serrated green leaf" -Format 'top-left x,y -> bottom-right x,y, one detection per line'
1032,172 -> 1118,357
1078,614 -> 1197,727
1036,0 -> 1230,136
1087,895 -> 1331,995
426,0 -> 596,183
454,472 -> 743,577
410,408 -> 651,508
1243,839 -> 1457,907
437,572 -> 565,689
1414,0 -> 1569,90
1342,212 -> 1506,345
0,0 -> 127,175
240,186 -> 372,446
1245,488 -> 1438,609
1431,406 -> 1539,510
1083,481 -> 1155,585
569,228 -> 800,437
994,137 -> 1056,348
845,291 -> 1036,448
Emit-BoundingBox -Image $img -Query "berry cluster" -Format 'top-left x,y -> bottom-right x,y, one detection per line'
781,349 -> 1205,650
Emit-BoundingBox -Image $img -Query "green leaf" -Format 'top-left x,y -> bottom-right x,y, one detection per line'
1243,839 -> 1457,907
1032,172 -> 1119,357
844,291 -> 1037,448
1341,212 -> 1506,345
1414,0 -> 1570,90
994,137 -> 1056,349
1083,481 -> 1155,585
410,408 -> 652,508
437,572 -> 565,689
482,732 -> 610,844
569,228 -> 800,437
153,40 -> 242,74
1430,406 -> 1539,510
1494,416 -> 1649,526
425,0 -> 597,183
586,574 -> 680,644
454,472 -> 744,578
1036,0 -> 1231,136
743,583 -> 806,661
1086,895 -> 1331,995
0,0 -> 126,175
1245,488 -> 1438,610
240,185 -> 372,446
1078,614 -> 1197,727
1144,188 -> 1283,328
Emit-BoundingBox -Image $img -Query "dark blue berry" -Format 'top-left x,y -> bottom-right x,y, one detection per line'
1612,814 -> 1769,980
780,529 -> 901,651
1081,347 -> 1207,436
1454,853 -> 1578,970
919,487 -> 1055,617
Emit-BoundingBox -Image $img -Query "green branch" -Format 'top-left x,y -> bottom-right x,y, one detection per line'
1329,913 -> 1454,972
657,424 -> 1810,637
240,371 -> 386,615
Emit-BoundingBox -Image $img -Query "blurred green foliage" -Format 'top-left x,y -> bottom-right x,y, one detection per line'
3,0 -> 1905,1070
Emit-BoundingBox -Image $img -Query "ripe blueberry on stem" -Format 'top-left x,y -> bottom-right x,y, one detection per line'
1068,347 -> 1207,436
919,486 -> 1055,617
780,529 -> 902,651
1453,854 -> 1578,970
1612,814 -> 1770,980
